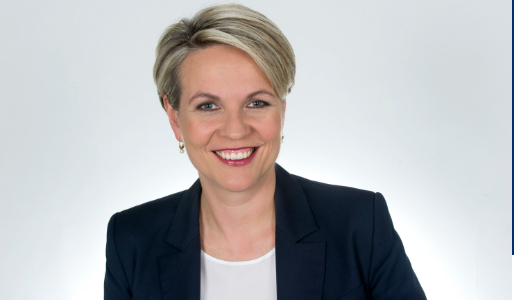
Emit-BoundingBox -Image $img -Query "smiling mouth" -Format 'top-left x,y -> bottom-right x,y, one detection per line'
213,147 -> 257,160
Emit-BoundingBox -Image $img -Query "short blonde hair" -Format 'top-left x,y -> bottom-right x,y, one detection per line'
153,3 -> 296,110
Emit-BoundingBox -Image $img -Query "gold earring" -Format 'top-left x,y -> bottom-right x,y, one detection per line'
281,133 -> 284,143
178,142 -> 185,154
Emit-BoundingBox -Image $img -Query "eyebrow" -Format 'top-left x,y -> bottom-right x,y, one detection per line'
188,90 -> 276,104
189,93 -> 219,104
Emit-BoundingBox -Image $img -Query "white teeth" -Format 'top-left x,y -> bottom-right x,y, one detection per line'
215,148 -> 255,160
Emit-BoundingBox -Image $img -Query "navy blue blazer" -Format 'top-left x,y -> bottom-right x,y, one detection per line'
105,164 -> 426,300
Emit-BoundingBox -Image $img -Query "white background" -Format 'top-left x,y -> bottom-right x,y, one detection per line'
0,0 -> 511,299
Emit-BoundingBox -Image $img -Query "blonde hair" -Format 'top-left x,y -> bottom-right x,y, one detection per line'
153,3 -> 296,110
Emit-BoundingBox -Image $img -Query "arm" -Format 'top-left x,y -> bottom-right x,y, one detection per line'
368,193 -> 426,299
104,213 -> 132,300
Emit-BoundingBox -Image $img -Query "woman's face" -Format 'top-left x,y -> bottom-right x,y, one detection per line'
164,45 -> 285,192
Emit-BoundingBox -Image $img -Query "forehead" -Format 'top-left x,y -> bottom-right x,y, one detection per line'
179,45 -> 274,101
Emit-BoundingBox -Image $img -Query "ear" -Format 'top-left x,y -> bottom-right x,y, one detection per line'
163,94 -> 184,143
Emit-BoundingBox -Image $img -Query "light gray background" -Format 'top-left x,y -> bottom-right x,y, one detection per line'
0,0 -> 511,299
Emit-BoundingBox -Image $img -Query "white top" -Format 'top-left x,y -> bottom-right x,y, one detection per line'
200,248 -> 277,300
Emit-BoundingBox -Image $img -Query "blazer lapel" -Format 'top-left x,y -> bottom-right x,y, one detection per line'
275,164 -> 327,300
157,165 -> 327,300
158,180 -> 202,300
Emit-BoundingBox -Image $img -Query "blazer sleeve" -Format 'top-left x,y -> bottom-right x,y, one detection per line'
104,213 -> 132,300
368,193 -> 426,300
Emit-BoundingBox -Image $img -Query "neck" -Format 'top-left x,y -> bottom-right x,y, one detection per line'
198,167 -> 276,259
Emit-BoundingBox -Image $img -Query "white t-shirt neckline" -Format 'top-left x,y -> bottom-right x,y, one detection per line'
200,248 -> 276,266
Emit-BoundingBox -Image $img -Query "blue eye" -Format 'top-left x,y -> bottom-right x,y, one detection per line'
197,103 -> 219,110
248,101 -> 269,108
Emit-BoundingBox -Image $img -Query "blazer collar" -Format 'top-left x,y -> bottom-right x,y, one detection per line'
163,179 -> 201,250
159,180 -> 202,300
163,163 -> 320,248
274,163 -> 320,242
159,164 -> 326,300
274,164 -> 326,300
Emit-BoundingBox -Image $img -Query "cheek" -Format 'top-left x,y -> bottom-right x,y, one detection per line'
182,117 -> 216,146
255,114 -> 282,141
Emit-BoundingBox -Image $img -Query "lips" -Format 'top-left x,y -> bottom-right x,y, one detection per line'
214,147 -> 255,160
212,147 -> 258,166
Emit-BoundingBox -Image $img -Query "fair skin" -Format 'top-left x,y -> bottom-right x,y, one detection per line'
163,45 -> 286,261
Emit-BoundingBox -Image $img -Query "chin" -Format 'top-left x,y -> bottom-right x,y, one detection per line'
214,173 -> 259,192
194,153 -> 277,192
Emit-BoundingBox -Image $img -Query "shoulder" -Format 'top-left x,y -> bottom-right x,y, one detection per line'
292,174 -> 378,210
290,174 -> 388,232
107,190 -> 186,240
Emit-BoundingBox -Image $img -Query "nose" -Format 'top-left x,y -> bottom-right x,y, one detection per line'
218,109 -> 251,140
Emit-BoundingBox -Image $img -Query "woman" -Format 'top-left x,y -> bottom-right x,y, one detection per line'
104,4 -> 426,300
